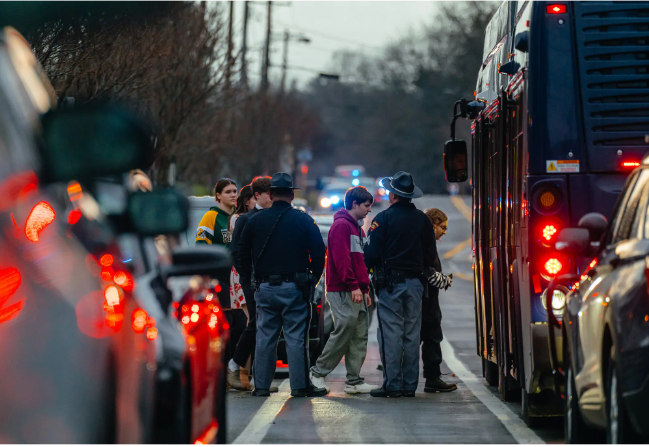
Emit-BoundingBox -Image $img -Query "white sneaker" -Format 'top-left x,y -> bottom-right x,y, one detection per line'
344,382 -> 380,394
310,373 -> 330,392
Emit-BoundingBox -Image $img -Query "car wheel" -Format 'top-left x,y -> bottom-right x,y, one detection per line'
565,360 -> 593,443
606,359 -> 637,444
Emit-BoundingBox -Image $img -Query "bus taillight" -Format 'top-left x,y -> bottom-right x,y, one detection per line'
545,258 -> 562,275
542,224 -> 558,241
622,161 -> 640,169
546,4 -> 566,14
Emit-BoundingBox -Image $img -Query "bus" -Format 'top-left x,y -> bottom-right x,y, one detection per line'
444,1 -> 649,425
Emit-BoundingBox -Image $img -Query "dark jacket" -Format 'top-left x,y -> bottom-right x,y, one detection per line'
326,209 -> 370,294
238,201 -> 326,281
231,206 -> 261,282
363,200 -> 437,274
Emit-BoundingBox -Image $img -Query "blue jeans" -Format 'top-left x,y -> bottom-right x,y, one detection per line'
376,278 -> 424,392
255,282 -> 311,391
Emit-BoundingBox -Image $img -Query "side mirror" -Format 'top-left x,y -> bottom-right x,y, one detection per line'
498,60 -> 521,76
555,228 -> 590,256
466,100 -> 486,120
443,139 -> 468,183
127,189 -> 189,236
515,31 -> 529,53
578,212 -> 607,243
39,104 -> 153,184
163,246 -> 232,283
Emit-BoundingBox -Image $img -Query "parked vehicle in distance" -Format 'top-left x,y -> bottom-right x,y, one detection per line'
334,165 -> 366,179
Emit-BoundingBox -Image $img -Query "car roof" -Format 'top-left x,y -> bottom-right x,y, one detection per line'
187,196 -> 216,208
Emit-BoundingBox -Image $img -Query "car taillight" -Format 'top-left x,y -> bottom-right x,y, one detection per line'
100,254 -> 114,267
67,209 -> 82,225
146,327 -> 158,340
0,267 -> 24,324
132,308 -> 148,333
25,201 -> 55,242
546,4 -> 566,14
104,285 -> 122,307
113,270 -> 134,292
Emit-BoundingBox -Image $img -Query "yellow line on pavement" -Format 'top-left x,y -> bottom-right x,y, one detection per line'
450,195 -> 472,222
454,272 -> 473,282
443,237 -> 472,259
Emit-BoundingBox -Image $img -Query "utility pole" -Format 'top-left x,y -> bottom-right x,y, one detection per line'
261,1 -> 272,93
226,1 -> 234,91
241,1 -> 249,89
280,29 -> 289,93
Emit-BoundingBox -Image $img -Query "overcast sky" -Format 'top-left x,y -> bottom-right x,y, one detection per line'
232,1 -> 440,89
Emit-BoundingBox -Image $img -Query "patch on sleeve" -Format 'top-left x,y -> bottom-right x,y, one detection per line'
196,228 -> 206,239
370,221 -> 379,232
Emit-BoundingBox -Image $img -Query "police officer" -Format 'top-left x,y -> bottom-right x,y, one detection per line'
364,171 -> 437,397
238,172 -> 327,397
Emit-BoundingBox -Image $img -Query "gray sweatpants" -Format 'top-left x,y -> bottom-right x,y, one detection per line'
255,282 -> 311,391
376,278 -> 424,392
311,291 -> 368,385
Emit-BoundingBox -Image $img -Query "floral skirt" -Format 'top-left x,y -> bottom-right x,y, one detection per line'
230,266 -> 246,309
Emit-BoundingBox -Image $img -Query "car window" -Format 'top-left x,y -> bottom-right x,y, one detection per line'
612,169 -> 649,243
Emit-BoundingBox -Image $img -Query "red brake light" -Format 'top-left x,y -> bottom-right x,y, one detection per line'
100,254 -> 114,267
545,258 -> 563,276
104,285 -> 122,307
25,201 -> 55,242
546,4 -> 566,14
113,270 -> 134,292
542,224 -> 558,241
146,327 -> 158,340
132,308 -> 148,333
622,161 -> 640,168
214,284 -> 222,293
0,267 -> 24,324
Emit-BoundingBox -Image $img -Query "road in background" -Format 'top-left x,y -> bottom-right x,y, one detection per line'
226,195 -> 563,443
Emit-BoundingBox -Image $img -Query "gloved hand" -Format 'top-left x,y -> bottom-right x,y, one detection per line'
428,271 -> 452,290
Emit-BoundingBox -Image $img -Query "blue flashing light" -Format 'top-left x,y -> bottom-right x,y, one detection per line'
330,195 -> 340,205
352,178 -> 360,186
352,169 -> 360,177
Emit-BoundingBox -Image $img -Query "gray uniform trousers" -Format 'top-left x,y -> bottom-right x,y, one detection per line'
310,291 -> 369,385
376,278 -> 424,392
255,282 -> 311,391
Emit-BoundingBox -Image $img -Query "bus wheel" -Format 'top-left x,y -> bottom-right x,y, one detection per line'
484,358 -> 498,387
522,389 -> 538,428
498,365 -> 520,402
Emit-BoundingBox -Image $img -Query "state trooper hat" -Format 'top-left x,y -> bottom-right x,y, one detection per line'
270,172 -> 301,190
380,171 -> 423,199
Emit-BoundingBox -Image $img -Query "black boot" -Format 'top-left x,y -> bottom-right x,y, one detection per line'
424,377 -> 457,393
291,385 -> 328,397
370,388 -> 402,398
251,388 -> 271,397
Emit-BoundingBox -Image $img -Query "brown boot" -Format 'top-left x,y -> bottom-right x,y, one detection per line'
227,368 -> 245,390
239,368 -> 251,390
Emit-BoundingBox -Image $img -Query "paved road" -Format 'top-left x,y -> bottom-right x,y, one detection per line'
226,195 -> 564,444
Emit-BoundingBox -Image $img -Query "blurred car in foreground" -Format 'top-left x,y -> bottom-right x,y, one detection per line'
546,163 -> 649,443
0,26 -> 165,443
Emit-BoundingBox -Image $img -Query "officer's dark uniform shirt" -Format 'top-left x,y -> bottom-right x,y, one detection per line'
364,200 -> 437,274
238,201 -> 326,281
231,206 -> 261,283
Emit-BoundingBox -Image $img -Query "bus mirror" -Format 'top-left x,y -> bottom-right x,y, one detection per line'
555,228 -> 590,256
466,101 -> 486,120
498,60 -> 521,76
578,212 -> 607,242
515,31 -> 529,53
444,139 -> 468,183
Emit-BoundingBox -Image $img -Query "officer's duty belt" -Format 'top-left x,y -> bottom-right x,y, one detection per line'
390,269 -> 421,283
258,273 -> 297,284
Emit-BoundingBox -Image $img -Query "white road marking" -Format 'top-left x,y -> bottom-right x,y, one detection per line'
441,339 -> 545,444
232,379 -> 291,444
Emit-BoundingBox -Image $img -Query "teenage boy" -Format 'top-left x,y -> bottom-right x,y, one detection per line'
310,186 -> 380,394
421,208 -> 456,392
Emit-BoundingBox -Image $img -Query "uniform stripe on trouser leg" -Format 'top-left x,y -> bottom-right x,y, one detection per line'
303,304 -> 312,388
375,291 -> 389,390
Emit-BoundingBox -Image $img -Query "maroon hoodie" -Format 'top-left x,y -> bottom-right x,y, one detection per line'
326,209 -> 370,294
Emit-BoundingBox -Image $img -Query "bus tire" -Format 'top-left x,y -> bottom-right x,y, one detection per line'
484,358 -> 499,387
499,365 -> 520,402
522,389 -> 538,428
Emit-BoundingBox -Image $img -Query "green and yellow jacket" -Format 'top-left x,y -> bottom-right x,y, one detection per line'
195,206 -> 231,248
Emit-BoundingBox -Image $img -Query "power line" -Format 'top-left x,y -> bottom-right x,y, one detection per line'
274,20 -> 383,51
